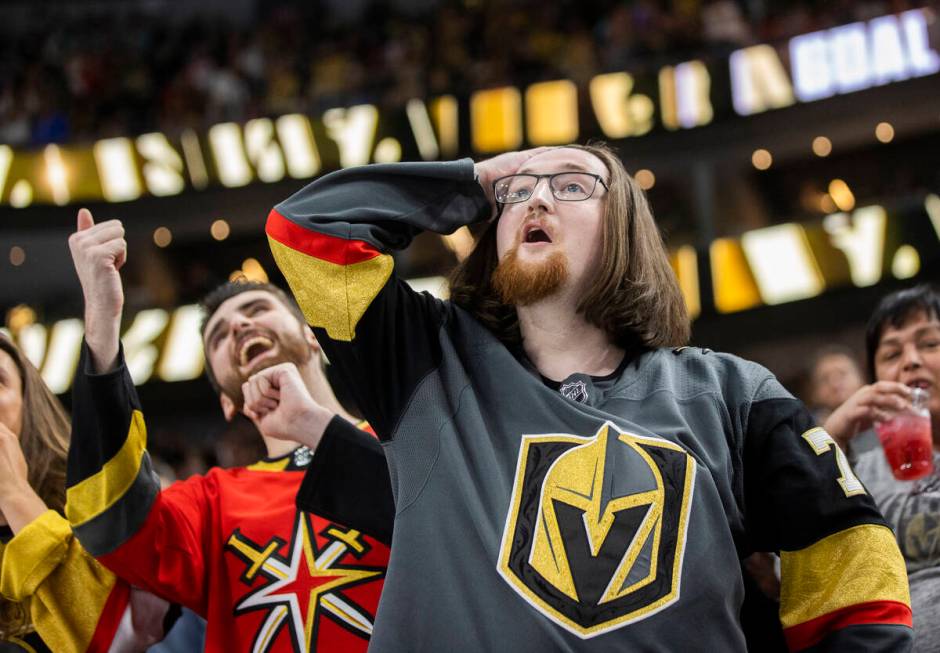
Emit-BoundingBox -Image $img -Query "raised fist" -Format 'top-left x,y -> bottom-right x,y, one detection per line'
68,208 -> 126,371
242,362 -> 333,449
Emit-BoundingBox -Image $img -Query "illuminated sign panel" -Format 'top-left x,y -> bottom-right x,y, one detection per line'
788,10 -> 939,106
8,197 -> 936,388
0,9 -> 935,208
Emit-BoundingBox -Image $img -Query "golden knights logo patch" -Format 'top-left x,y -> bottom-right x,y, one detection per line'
497,422 -> 696,638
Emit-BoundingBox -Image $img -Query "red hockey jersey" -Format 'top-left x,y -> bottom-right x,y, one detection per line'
65,347 -> 388,652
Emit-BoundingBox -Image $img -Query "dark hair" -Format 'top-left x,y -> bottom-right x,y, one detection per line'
865,284 -> 940,379
449,142 -> 690,350
198,281 -> 306,392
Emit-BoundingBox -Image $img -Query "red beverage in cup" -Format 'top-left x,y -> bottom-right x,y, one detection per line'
875,388 -> 934,481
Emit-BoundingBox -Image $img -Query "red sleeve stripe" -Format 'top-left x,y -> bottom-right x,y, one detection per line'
783,600 -> 912,651
87,580 -> 131,653
266,209 -> 381,266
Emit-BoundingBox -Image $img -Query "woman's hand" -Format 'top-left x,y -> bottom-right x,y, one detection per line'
824,381 -> 912,449
0,423 -> 47,533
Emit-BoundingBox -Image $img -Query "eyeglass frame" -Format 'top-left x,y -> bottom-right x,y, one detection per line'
492,172 -> 610,204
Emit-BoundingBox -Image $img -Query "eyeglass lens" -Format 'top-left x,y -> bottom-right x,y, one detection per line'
495,173 -> 598,203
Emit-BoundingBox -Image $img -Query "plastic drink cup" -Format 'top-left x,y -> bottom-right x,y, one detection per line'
875,387 -> 934,481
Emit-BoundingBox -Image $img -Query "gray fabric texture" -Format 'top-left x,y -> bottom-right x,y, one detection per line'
852,440 -> 940,653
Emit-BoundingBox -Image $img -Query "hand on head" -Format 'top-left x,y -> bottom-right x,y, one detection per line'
241,362 -> 333,450
474,147 -> 553,218
68,208 -> 127,372
823,381 -> 912,449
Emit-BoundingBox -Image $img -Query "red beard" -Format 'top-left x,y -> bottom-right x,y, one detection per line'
491,247 -> 568,306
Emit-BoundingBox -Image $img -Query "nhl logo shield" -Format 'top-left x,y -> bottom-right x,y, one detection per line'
497,422 -> 696,638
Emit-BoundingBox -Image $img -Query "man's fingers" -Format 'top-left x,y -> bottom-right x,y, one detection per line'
77,208 -> 95,231
87,239 -> 127,267
75,221 -> 125,246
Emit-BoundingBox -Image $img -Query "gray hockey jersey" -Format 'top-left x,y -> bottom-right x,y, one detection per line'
266,158 -> 912,652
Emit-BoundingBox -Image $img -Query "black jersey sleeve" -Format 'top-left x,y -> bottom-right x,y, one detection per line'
265,159 -> 491,440
296,417 -> 394,545
741,375 -> 912,652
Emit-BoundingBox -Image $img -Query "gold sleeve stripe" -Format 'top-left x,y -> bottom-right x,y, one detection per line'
779,523 -> 911,628
247,458 -> 291,472
0,510 -> 74,600
0,509 -> 123,653
66,409 -> 147,527
268,236 -> 394,342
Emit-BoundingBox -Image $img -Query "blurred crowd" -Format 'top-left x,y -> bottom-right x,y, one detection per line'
0,0 -> 930,148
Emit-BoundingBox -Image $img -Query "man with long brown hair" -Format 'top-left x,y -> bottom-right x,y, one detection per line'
264,144 -> 912,651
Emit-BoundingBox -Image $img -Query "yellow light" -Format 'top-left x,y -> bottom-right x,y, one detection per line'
211,219 -> 231,241
122,308 -> 170,385
875,121 -> 895,143
729,45 -> 796,116
0,145 -> 12,200
406,100 -> 440,161
9,180 -> 32,208
669,245 -> 701,319
241,258 -> 268,283
823,206 -> 886,287
9,246 -> 25,266
276,114 -> 322,179
6,305 -> 36,332
374,137 -> 402,164
751,149 -> 772,170
244,118 -> 286,183
634,169 -> 656,190
812,136 -> 832,157
209,122 -> 252,187
525,80 -> 579,145
40,318 -> 84,394
94,138 -> 142,202
322,105 -> 380,168
153,227 -> 172,248
157,305 -> 204,382
44,144 -> 70,206
891,245 -> 920,279
470,87 -> 523,153
430,95 -> 459,158
710,238 -> 762,313
181,128 -> 209,190
589,72 -> 654,138
828,179 -> 855,212
740,223 -> 825,305
136,133 -> 186,197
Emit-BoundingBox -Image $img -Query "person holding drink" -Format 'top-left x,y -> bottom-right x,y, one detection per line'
825,284 -> 940,652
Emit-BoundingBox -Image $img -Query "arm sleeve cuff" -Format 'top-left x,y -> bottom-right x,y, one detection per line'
296,416 -> 394,544
0,510 -> 72,600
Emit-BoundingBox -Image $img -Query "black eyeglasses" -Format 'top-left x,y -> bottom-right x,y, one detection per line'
493,172 -> 609,204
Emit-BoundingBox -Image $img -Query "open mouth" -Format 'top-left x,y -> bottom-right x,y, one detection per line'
522,224 -> 552,244
238,335 -> 275,368
906,379 -> 932,391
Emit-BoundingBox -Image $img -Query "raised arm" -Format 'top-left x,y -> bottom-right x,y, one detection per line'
65,209 -> 209,612
266,159 -> 489,439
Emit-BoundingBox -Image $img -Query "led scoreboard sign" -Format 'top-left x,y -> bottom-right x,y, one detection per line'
5,194 -> 939,391
0,9 -> 936,208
